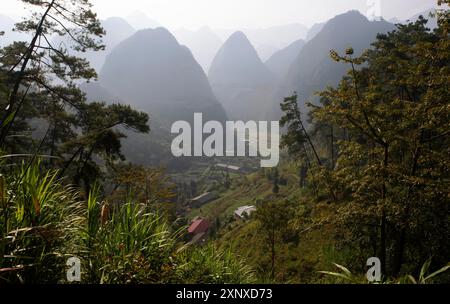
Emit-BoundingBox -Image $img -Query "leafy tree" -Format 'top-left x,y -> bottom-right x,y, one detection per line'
0,66 -> 35,154
272,181 -> 279,194
106,163 -> 176,222
255,201 -> 292,280
280,94 -> 337,200
59,102 -> 149,194
312,7 -> 450,277
280,94 -> 316,163
224,170 -> 231,189
271,168 -> 279,193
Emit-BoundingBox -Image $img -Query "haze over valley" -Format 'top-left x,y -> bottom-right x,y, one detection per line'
1,0 -> 448,285
1,2 -> 438,165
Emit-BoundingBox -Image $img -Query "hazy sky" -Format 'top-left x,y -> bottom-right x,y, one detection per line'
2,0 -> 441,30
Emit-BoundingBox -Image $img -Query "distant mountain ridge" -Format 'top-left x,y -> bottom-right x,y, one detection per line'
281,11 -> 395,113
100,27 -> 227,125
305,22 -> 326,41
88,17 -> 135,71
81,27 -> 228,166
265,38 -> 306,79
213,23 -> 308,61
51,17 -> 135,72
209,31 -> 275,87
208,31 -> 278,121
125,11 -> 160,30
406,8 -> 438,29
173,27 -> 223,73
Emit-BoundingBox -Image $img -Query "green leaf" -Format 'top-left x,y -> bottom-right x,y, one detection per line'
419,259 -> 432,282
333,263 -> 353,277
407,275 -> 417,284
1,110 -> 16,128
424,264 -> 450,283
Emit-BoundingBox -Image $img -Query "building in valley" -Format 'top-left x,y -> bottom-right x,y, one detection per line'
234,205 -> 257,219
189,192 -> 218,208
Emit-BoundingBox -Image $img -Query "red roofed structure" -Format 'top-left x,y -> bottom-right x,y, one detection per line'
188,218 -> 210,235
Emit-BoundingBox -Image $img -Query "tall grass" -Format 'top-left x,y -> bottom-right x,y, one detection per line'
176,245 -> 255,284
0,161 -> 254,284
0,161 -> 82,283
319,260 -> 450,284
79,189 -> 255,283
80,189 -> 181,283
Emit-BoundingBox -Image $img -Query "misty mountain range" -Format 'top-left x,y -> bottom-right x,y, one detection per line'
1,8 -> 437,70
282,11 -> 395,112
266,39 -> 306,79
125,11 -> 160,30
208,31 -> 277,122
0,8 -> 439,165
100,27 -> 227,125
173,27 -> 223,73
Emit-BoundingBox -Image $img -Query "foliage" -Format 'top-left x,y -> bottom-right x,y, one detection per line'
308,10 -> 450,277
0,161 -> 253,283
402,260 -> 450,284
176,245 -> 255,284
0,160 -> 82,283
0,0 -> 150,194
320,259 -> 450,284
255,200 -> 294,280
0,0 -> 104,146
318,263 -> 363,284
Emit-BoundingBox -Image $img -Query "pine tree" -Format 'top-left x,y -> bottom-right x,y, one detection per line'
0,0 -> 104,145
0,1 -> 150,192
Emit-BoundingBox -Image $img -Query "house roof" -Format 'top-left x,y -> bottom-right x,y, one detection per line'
235,205 -> 257,218
217,163 -> 241,171
188,218 -> 210,235
191,192 -> 213,201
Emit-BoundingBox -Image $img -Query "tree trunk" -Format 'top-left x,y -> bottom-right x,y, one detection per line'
379,144 -> 389,277
49,117 -> 57,166
271,227 -> 275,280
380,209 -> 387,276
393,230 -> 406,276
393,145 -> 421,276
330,125 -> 335,169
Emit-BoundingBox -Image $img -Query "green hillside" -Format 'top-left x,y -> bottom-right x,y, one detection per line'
186,162 -> 353,283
